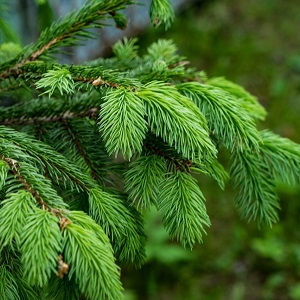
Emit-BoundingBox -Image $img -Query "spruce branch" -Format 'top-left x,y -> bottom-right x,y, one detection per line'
0,190 -> 36,247
0,0 -> 300,297
0,153 -> 66,212
0,93 -> 99,125
62,221 -> 123,300
35,66 -> 75,97
206,77 -> 267,121
0,264 -> 20,299
20,209 -> 62,287
177,82 -> 261,152
143,140 -> 193,173
158,171 -> 210,249
260,130 -> 300,185
61,120 -> 99,181
124,154 -> 167,209
0,126 -> 97,191
99,88 -> 147,159
149,0 -> 175,29
138,81 -> 217,162
0,108 -> 99,126
88,188 -> 146,266
230,151 -> 280,226
0,0 -> 134,78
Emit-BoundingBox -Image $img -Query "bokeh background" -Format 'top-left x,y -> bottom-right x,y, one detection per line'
2,0 -> 300,299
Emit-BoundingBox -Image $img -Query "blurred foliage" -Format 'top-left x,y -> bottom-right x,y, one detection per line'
122,0 -> 300,299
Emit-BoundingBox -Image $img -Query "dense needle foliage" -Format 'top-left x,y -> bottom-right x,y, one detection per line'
0,1 -> 300,299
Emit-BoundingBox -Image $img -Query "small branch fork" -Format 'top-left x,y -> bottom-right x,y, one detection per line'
1,155 -> 71,277
143,142 -> 193,172
0,156 -> 71,218
61,120 -> 99,181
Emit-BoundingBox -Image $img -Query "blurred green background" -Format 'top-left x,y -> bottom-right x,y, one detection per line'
2,0 -> 300,299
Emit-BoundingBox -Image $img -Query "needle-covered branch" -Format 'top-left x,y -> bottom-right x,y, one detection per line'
1,0 -> 300,299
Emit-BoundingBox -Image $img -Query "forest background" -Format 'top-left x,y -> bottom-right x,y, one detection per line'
2,0 -> 300,299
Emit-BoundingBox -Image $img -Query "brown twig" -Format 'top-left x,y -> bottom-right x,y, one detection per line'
0,108 -> 99,126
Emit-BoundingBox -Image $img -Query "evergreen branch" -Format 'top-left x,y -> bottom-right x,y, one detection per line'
260,130 -> 300,185
0,246 -> 40,299
143,134 -> 228,189
144,140 -> 192,172
0,108 -> 98,125
0,159 -> 9,189
206,77 -> 267,121
230,152 -> 280,226
62,221 -> 123,300
158,171 -> 210,249
88,188 -> 146,266
191,159 -> 229,190
47,120 -> 121,186
0,93 -> 99,125
20,209 -> 62,287
0,190 -> 36,247
99,88 -> 148,159
35,66 -> 75,97
138,81 -> 217,162
66,119 -> 122,186
149,0 -> 175,29
112,38 -> 139,66
0,264 -> 20,299
0,0 -> 134,77
3,158 -> 66,209
41,276 -> 81,300
13,62 -> 141,92
124,154 -> 167,209
67,210 -> 112,247
0,126 -> 97,191
61,120 -> 99,181
87,39 -> 190,83
177,82 -> 261,152
146,39 -> 181,65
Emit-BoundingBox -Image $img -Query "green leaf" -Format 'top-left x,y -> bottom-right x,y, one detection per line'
158,171 -> 210,249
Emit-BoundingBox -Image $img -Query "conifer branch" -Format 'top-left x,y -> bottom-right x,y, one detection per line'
230,151 -> 280,226
144,141 -> 192,172
158,171 -> 210,249
1,0 -> 299,297
0,0 -> 134,78
62,119 -> 99,181
3,156 -> 49,209
0,108 -> 98,125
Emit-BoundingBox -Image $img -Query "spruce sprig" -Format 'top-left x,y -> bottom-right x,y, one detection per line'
0,0 -> 300,298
